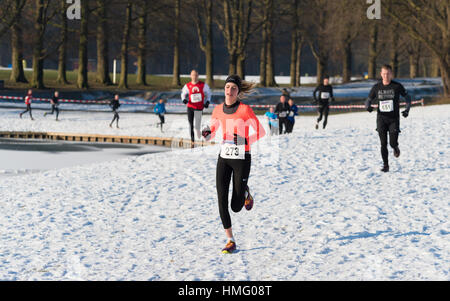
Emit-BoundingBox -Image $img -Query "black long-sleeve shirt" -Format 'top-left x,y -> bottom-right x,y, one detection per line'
313,84 -> 334,105
365,80 -> 411,119
110,99 -> 120,111
274,102 -> 290,118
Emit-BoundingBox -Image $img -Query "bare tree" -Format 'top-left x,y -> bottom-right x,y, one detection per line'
118,1 -> 132,89
216,0 -> 254,78
95,0 -> 112,85
77,0 -> 89,89
56,0 -> 69,85
8,0 -> 28,83
193,0 -> 214,87
385,1 -> 450,96
172,0 -> 181,86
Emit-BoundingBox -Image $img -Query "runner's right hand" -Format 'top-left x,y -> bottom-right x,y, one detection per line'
367,106 -> 373,113
182,99 -> 188,104
202,126 -> 212,141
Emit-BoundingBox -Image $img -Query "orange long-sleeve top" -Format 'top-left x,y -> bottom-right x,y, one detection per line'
209,102 -> 266,152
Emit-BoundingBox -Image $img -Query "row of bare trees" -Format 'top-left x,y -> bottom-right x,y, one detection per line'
0,0 -> 448,96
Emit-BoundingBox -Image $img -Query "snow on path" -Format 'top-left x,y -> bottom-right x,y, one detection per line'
0,105 -> 448,280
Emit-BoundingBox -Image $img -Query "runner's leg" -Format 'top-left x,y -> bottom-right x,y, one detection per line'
216,157 -> 234,229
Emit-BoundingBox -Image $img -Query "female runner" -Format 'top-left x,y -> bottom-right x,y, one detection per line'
202,75 -> 266,254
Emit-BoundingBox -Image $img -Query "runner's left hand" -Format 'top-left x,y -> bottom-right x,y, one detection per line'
402,110 -> 409,118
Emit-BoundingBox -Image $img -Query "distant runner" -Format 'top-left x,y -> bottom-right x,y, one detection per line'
202,75 -> 266,254
265,107 -> 279,136
154,98 -> 166,132
286,98 -> 298,133
313,75 -> 334,129
109,94 -> 121,128
274,95 -> 290,135
19,89 -> 34,120
43,91 -> 60,121
366,64 -> 411,172
181,70 -> 212,146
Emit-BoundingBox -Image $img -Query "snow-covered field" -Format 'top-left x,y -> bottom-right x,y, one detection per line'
0,105 -> 448,280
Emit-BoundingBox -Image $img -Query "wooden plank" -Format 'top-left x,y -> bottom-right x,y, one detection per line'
0,131 -> 215,148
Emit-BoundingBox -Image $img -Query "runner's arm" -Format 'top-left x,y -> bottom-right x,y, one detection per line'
313,86 -> 319,103
247,107 -> 266,145
365,86 -> 377,111
203,83 -> 212,103
181,85 -> 189,103
401,86 -> 412,112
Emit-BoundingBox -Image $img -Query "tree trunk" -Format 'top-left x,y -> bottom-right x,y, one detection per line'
228,52 -> 237,75
172,0 -> 181,87
9,0 -> 27,83
118,2 -> 132,89
368,23 -> 378,79
389,27 -> 400,77
316,58 -> 327,85
342,41 -> 352,83
259,22 -> 267,86
204,1 -> 214,87
195,0 -> 214,87
289,0 -> 299,87
96,0 -> 112,85
31,0 -> 45,89
295,37 -> 303,86
409,53 -> 420,78
437,57 -> 449,96
136,1 -> 148,86
77,0 -> 89,89
265,0 -> 276,87
237,54 -> 245,79
431,55 -> 441,77
56,0 -> 69,84
289,30 -> 297,86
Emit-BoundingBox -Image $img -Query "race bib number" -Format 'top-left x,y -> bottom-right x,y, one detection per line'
289,111 -> 294,117
190,93 -> 203,103
279,112 -> 287,118
379,100 -> 394,112
321,92 -> 330,99
220,142 -> 245,160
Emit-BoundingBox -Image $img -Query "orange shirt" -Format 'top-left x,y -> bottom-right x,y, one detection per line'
210,102 -> 266,152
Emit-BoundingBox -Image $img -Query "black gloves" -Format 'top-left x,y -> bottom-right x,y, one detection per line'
202,126 -> 212,141
367,106 -> 373,113
182,99 -> 188,104
204,101 -> 210,109
402,110 -> 409,118
233,133 -> 248,146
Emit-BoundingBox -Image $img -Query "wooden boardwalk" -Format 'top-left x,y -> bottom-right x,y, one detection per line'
0,131 -> 214,149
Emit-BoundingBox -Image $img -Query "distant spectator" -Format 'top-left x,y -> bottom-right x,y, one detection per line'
154,98 -> 166,132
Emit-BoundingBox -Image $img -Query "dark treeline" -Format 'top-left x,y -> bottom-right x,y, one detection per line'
0,0 -> 448,95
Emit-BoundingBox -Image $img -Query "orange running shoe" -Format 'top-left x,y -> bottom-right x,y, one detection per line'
222,240 -> 236,254
244,187 -> 253,211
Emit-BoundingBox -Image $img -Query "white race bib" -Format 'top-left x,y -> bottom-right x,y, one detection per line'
190,93 -> 203,103
289,111 -> 294,117
321,92 -> 330,99
379,100 -> 394,112
279,112 -> 287,118
220,142 -> 245,160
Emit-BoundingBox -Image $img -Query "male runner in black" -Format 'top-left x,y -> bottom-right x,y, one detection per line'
365,64 -> 411,172
109,94 -> 121,128
313,75 -> 334,129
274,95 -> 290,135
44,91 -> 60,121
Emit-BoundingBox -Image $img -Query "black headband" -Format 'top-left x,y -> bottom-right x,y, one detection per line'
225,75 -> 242,93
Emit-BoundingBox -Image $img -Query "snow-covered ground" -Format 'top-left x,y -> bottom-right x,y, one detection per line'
0,105 -> 448,280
